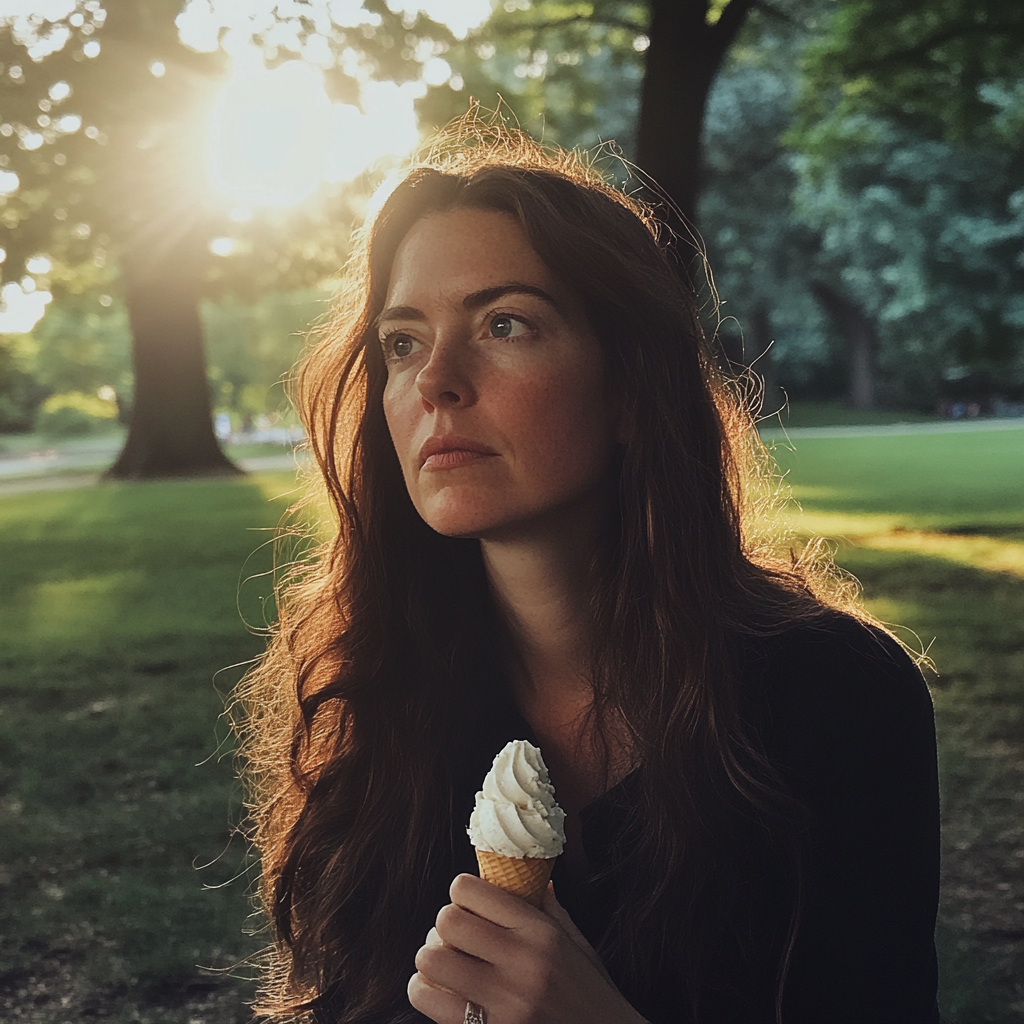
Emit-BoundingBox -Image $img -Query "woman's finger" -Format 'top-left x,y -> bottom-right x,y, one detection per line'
449,872 -> 545,928
407,971 -> 470,1024
414,937 -> 495,1003
435,901 -> 511,964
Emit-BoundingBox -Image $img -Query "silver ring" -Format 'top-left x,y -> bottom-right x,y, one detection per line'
464,1002 -> 486,1024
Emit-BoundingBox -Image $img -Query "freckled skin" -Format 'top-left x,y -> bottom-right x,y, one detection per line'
381,208 -> 620,540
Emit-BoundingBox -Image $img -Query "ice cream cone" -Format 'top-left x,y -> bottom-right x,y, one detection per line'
476,848 -> 555,908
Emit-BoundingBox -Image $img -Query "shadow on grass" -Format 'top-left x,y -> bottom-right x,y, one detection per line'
836,546 -> 1024,1024
0,476 -> 299,1020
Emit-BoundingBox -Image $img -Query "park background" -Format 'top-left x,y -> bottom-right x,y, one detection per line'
1,0 -> 1022,1021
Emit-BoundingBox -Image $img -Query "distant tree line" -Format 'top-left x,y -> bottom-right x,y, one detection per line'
0,288 -> 325,436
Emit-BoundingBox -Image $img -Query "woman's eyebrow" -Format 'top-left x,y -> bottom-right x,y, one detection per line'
375,283 -> 558,330
462,283 -> 558,311
374,305 -> 424,329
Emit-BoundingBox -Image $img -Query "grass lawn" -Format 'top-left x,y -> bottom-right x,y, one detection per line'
1,423 -> 1022,1022
0,472 -> 301,1022
760,399 -> 940,429
771,425 -> 1024,1023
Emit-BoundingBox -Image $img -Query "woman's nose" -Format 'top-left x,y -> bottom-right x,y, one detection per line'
415,338 -> 476,410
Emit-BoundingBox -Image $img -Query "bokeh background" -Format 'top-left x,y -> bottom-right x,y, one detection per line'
1,1 -> 1022,1021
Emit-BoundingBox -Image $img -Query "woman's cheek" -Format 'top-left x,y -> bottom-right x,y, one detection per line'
383,379 -> 419,459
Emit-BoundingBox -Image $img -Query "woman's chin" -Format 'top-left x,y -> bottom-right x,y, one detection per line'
420,508 -> 510,540
415,480 -> 616,542
415,492 -> 525,540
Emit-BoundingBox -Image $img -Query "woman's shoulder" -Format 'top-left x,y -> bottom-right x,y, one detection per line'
742,616 -> 941,1023
742,610 -> 936,787
746,608 -> 927,705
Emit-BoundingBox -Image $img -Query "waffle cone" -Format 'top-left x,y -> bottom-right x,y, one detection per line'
475,848 -> 556,908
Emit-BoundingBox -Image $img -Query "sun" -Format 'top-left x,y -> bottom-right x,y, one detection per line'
195,0 -> 498,211
208,62 -> 333,208
207,60 -> 425,210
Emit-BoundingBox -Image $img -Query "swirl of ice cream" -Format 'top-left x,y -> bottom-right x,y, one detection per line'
467,739 -> 566,859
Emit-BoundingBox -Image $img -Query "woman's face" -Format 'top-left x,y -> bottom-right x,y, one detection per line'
379,206 -> 621,540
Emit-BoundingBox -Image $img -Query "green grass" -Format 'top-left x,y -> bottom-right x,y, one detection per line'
2,427 -> 1022,1021
0,473 -> 301,1021
761,399 -> 939,428
767,427 -> 1024,530
773,428 -> 1024,1023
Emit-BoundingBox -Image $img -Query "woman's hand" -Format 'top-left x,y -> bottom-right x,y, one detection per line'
408,874 -> 648,1024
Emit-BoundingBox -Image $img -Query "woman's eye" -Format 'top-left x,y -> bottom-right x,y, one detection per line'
383,333 -> 416,360
489,315 -> 528,339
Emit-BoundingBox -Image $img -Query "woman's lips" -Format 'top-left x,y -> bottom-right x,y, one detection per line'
419,435 -> 499,470
422,449 -> 498,470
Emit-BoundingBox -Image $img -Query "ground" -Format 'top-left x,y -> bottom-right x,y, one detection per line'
1,411 -> 1022,1022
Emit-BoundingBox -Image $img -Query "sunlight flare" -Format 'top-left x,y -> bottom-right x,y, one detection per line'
323,80 -> 423,184
208,60 -> 428,208
208,61 -> 333,208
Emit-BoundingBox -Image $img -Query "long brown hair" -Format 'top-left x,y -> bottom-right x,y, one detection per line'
235,118 -> 859,1022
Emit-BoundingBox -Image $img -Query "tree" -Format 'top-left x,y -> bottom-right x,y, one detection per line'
794,0 -> 1024,150
417,2 -> 651,166
791,121 -> 1024,408
700,1 -> 1024,412
699,6 -> 834,409
636,0 -> 759,236
784,0 -> 1024,408
0,0 -> 793,475
1,2 -> 236,474
17,290 -> 133,411
700,2 -> 890,411
422,1 -> 764,246
0,335 -> 47,431
0,0 -> 457,477
203,288 -> 327,424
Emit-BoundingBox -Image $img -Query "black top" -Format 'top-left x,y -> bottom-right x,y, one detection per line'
318,612 -> 941,1023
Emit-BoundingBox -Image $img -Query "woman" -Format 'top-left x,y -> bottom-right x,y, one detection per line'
238,122 -> 940,1023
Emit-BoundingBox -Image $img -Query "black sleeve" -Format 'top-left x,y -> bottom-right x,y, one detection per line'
762,617 -> 941,1024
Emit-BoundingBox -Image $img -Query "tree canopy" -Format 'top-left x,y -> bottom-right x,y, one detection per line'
794,0 -> 1024,154
701,0 -> 1024,410
0,1 -> 473,296
0,0 -> 464,474
3,0 -> 767,473
3,0 -> 1022,451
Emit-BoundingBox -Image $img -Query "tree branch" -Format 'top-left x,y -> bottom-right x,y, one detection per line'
851,19 -> 1024,73
477,14 -> 647,38
708,0 -> 761,62
754,1 -> 804,30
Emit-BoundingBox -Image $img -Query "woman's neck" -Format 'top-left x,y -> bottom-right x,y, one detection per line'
480,505 -> 634,875
480,507 -> 600,712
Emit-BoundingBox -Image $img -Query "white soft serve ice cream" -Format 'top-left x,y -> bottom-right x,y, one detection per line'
468,739 -> 566,859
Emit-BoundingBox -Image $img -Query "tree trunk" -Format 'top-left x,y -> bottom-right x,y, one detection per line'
749,300 -> 784,417
636,0 -> 759,252
809,281 -> 877,410
106,234 -> 241,479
